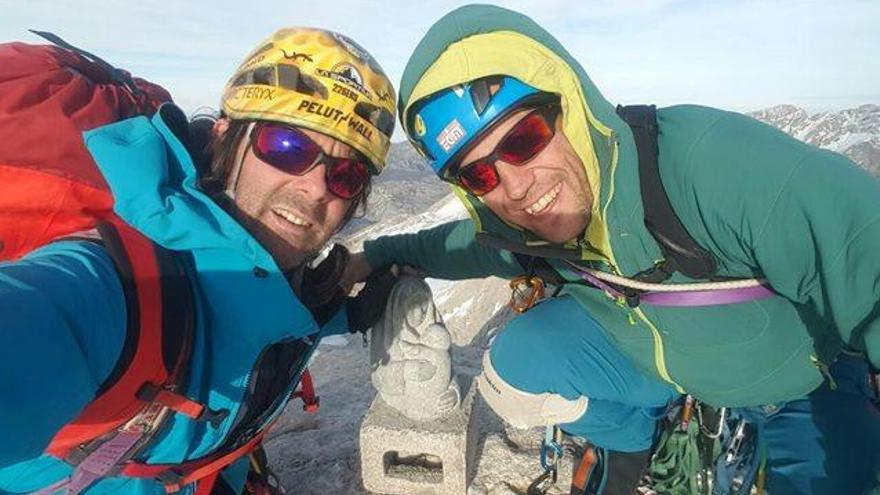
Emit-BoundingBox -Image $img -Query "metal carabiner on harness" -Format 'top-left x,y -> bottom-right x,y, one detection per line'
509,275 -> 546,313
724,419 -> 748,463
527,426 -> 563,495
696,404 -> 728,439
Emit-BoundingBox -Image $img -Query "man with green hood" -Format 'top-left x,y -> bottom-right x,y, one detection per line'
344,5 -> 880,494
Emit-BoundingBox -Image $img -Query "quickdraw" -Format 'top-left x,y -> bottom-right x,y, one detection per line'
527,426 -> 563,495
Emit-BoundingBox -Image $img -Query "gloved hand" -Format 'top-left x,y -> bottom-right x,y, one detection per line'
340,251 -> 426,294
339,251 -> 374,294
300,244 -> 349,327
346,265 -> 399,335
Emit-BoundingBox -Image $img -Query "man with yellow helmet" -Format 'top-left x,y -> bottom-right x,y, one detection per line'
203,27 -> 397,274
0,27 -> 396,494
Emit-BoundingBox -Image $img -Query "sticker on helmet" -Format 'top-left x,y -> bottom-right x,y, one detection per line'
280,49 -> 313,63
330,31 -> 387,77
333,83 -> 359,102
437,119 -> 466,152
331,32 -> 370,62
317,63 -> 370,98
332,62 -> 363,87
452,85 -> 465,98
241,42 -> 275,67
413,114 -> 426,137
377,90 -> 393,103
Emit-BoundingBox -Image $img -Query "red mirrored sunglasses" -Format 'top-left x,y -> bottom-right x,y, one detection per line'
447,104 -> 560,196
251,123 -> 370,200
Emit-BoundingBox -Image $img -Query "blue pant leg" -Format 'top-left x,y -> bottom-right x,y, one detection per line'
488,295 -> 678,452
760,355 -> 880,495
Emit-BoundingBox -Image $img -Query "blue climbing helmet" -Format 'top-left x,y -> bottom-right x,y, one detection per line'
406,76 -> 554,177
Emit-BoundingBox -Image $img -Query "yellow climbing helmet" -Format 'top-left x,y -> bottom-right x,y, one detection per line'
221,27 -> 396,173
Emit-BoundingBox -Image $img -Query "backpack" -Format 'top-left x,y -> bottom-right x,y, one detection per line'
0,33 -> 318,495
0,31 -> 171,260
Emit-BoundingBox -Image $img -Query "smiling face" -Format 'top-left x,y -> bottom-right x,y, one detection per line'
225,123 -> 358,271
457,107 -> 593,243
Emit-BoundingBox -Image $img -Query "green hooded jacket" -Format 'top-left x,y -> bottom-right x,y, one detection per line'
365,4 -> 880,406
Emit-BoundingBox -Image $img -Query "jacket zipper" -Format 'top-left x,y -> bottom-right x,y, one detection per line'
603,133 -> 684,393
223,336 -> 315,450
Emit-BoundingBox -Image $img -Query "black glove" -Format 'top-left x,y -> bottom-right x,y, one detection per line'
300,244 -> 349,327
346,266 -> 399,335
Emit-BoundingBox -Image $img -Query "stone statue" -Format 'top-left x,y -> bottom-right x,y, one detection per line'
370,275 -> 461,421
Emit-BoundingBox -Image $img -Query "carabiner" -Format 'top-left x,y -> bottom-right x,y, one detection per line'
509,275 -> 546,313
528,426 -> 563,494
539,426 -> 564,472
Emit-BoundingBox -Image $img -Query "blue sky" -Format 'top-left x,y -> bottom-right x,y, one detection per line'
3,0 -> 878,141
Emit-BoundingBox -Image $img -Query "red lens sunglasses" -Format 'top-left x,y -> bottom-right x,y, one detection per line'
446,104 -> 561,196
251,123 -> 370,200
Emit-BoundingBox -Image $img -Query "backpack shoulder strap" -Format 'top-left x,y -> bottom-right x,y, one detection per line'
45,217 -> 197,460
616,104 -> 718,281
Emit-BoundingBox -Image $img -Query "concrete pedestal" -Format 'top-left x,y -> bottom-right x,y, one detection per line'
360,376 -> 478,495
